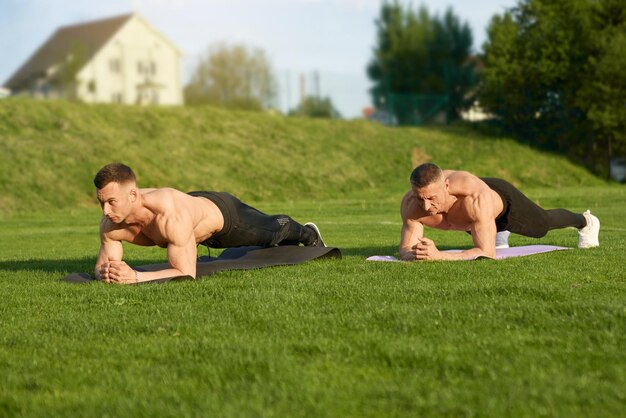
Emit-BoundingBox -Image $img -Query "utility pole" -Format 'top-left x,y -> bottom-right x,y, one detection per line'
284,71 -> 291,113
313,70 -> 320,101
299,73 -> 306,115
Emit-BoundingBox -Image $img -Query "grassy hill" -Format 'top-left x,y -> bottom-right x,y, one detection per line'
1,99 -> 623,416
0,98 -> 605,213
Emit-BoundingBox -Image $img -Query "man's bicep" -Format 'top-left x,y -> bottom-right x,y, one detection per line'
400,219 -> 423,249
95,237 -> 123,278
97,237 -> 123,262
163,214 -> 197,273
400,195 -> 421,244
166,239 -> 197,277
471,215 -> 497,258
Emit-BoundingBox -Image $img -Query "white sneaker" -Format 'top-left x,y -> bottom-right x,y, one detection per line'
495,230 -> 510,249
578,210 -> 600,248
304,222 -> 326,247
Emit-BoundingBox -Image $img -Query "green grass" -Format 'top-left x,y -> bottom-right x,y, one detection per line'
0,99 -> 624,416
0,99 -> 605,213
1,186 -> 624,417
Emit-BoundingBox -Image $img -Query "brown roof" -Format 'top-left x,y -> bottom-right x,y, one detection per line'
4,14 -> 134,89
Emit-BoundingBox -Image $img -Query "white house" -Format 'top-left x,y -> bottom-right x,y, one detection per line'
4,14 -> 183,105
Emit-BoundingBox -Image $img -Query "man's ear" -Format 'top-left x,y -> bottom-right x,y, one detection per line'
129,187 -> 138,202
444,178 -> 450,191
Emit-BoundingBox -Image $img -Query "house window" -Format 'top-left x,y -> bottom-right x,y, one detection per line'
109,59 -> 121,73
111,92 -> 123,103
87,80 -> 96,93
137,60 -> 157,76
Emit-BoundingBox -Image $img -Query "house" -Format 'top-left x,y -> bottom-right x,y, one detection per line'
4,13 -> 183,105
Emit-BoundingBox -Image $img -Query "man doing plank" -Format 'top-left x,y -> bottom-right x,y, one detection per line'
94,163 -> 325,284
400,163 -> 600,261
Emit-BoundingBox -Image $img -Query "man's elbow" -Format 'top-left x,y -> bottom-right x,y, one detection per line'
177,266 -> 196,280
479,247 -> 496,259
399,249 -> 415,262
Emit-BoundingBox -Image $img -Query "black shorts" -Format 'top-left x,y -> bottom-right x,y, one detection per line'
480,178 -> 584,238
188,191 -> 307,248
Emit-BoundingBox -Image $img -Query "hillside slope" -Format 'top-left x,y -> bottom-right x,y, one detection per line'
0,99 -> 604,213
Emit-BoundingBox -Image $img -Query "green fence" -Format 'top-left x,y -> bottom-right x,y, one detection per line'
384,94 -> 449,125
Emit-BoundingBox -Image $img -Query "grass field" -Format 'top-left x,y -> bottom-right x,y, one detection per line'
0,100 -> 624,416
1,186 -> 624,417
0,99 -> 604,213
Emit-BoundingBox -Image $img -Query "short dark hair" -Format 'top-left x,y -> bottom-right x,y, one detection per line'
94,163 -> 136,189
410,163 -> 443,188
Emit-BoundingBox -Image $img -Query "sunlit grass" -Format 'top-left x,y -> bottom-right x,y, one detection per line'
0,98 -> 606,213
0,187 -> 624,417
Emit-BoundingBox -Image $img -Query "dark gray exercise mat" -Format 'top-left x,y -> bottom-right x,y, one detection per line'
63,246 -> 342,284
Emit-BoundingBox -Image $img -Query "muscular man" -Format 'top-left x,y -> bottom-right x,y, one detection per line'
94,163 -> 325,284
400,163 -> 600,261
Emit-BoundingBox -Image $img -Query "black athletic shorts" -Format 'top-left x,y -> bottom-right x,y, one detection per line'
187,191 -> 300,248
481,177 -> 549,237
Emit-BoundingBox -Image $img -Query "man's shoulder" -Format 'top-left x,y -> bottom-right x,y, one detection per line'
401,190 -> 427,221
446,169 -> 477,183
141,187 -> 184,198
448,171 -> 490,195
143,187 -> 189,209
99,217 -> 127,240
401,190 -> 416,209
144,188 -> 199,228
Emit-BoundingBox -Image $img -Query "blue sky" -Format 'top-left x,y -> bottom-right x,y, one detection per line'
0,0 -> 516,117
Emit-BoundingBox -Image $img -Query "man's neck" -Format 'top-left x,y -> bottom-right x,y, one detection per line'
123,197 -> 154,227
441,194 -> 458,214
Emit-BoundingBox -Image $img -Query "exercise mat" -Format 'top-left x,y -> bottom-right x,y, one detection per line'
366,245 -> 569,262
64,245 -> 341,284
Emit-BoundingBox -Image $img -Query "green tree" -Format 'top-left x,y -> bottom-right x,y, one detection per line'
576,0 -> 626,163
479,0 -> 626,173
367,1 -> 476,125
50,41 -> 87,100
184,43 -> 277,110
289,96 -> 341,119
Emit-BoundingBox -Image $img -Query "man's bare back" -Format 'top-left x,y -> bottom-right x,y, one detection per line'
400,168 -> 504,261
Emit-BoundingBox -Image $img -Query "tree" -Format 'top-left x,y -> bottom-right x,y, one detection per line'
367,1 -> 476,124
576,0 -> 626,164
49,41 -> 87,100
184,43 -> 277,110
289,96 -> 341,119
479,0 -> 626,174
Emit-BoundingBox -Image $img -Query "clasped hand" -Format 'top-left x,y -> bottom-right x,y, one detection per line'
411,237 -> 441,261
99,259 -> 135,284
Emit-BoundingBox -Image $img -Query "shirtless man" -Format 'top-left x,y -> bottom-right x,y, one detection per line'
400,163 -> 600,261
94,163 -> 325,284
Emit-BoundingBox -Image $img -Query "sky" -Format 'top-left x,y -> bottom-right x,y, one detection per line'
0,0 -> 517,118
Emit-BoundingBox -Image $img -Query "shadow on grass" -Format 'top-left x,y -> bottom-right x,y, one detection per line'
0,258 -> 162,275
0,244 -> 476,276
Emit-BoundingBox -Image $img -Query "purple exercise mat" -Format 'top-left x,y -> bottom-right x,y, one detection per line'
366,245 -> 570,262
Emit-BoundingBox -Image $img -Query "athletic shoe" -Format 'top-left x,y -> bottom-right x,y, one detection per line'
578,210 -> 600,248
304,222 -> 326,247
495,230 -> 511,249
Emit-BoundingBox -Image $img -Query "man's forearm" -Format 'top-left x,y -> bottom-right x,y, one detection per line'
134,267 -> 195,283
438,247 -> 495,260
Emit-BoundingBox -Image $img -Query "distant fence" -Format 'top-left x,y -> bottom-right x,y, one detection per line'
277,70 -> 371,119
384,93 -> 449,125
